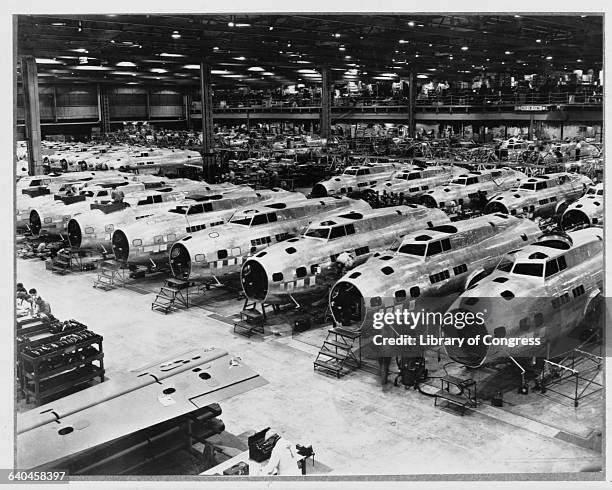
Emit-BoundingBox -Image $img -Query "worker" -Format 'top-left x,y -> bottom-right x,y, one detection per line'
16,282 -> 27,294
111,185 -> 125,203
32,295 -> 52,319
262,432 -> 302,476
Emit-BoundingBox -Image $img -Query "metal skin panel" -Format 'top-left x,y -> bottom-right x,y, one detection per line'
17,348 -> 267,470
484,172 -> 592,217
169,197 -> 373,282
421,168 -> 527,211
561,183 -> 604,230
443,228 -> 604,366
312,162 -> 409,196
111,190 -> 305,265
30,183 -> 147,237
365,165 -> 465,198
241,205 -> 450,304
68,185 -> 255,251
328,214 -> 543,330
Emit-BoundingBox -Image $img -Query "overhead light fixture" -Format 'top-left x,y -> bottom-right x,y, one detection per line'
399,39 -> 408,44
269,26 -> 274,31
536,39 -> 542,43
449,56 -> 454,60
461,46 -> 468,51
418,24 -> 424,27
74,65 -> 110,71
576,59 -> 582,62
51,22 -> 66,26
78,22 -> 83,32
151,68 -> 167,73
71,48 -> 89,53
222,74 -> 245,78
297,69 -> 318,74
110,39 -> 115,44
160,53 -> 185,58
408,21 -> 415,27
546,56 -> 553,60
112,71 -> 138,76
248,66 -> 265,71
514,15 -> 521,18
235,23 -> 251,27
183,64 -> 200,69
345,55 -> 351,59
505,51 -> 511,55
233,56 -> 246,61
486,58 -> 490,61
35,58 -> 63,64
228,22 -> 235,27
117,61 -> 137,67
427,68 -> 437,71
339,46 -> 346,51
428,43 -> 433,47
171,30 -> 181,39
334,33 -> 341,38
262,72 -> 274,75
415,54 -> 419,58
417,74 -> 429,79
381,73 -> 398,77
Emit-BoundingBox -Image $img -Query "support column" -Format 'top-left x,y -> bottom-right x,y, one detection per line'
52,86 -> 58,123
183,94 -> 192,130
200,60 -> 214,182
408,71 -> 415,138
21,56 -> 42,175
145,90 -> 151,121
320,66 -> 332,139
528,113 -> 534,139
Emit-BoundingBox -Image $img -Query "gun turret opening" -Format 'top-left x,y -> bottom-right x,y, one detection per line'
67,219 -> 82,248
442,313 -> 489,367
112,230 -> 129,261
241,260 -> 268,301
329,281 -> 364,327
29,210 -> 41,236
311,184 -> 328,198
169,243 -> 191,279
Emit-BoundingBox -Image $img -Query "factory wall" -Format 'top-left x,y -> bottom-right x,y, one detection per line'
16,84 -> 186,124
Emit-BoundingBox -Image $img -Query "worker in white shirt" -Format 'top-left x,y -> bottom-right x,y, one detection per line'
262,433 -> 302,476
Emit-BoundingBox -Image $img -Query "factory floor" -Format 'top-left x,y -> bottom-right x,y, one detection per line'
16,257 -> 604,476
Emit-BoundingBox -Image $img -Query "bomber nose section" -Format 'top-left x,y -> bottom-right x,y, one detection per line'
484,200 -> 509,215
561,209 -> 590,230
441,311 -> 489,368
241,260 -> 268,301
310,184 -> 328,198
329,281 -> 365,327
169,243 -> 192,279
112,230 -> 129,261
67,219 -> 82,248
29,210 -> 41,236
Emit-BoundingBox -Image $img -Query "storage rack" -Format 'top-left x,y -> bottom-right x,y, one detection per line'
19,326 -> 105,406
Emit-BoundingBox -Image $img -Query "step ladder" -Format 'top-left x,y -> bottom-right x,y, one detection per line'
51,249 -> 72,275
314,328 -> 362,378
93,260 -> 127,291
151,278 -> 190,314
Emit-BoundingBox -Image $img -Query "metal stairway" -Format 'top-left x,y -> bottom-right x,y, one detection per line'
93,260 -> 127,291
313,327 -> 362,378
151,279 -> 190,314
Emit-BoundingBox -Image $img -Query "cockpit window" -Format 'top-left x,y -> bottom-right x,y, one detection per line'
305,227 -> 330,240
251,213 -> 268,226
512,263 -> 543,277
344,169 -> 357,176
396,243 -> 427,256
407,172 -> 421,180
451,178 -> 467,185
496,257 -> 514,272
230,215 -> 252,226
519,182 -> 536,191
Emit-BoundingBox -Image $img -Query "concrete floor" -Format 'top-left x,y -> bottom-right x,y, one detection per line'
16,256 -> 604,476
